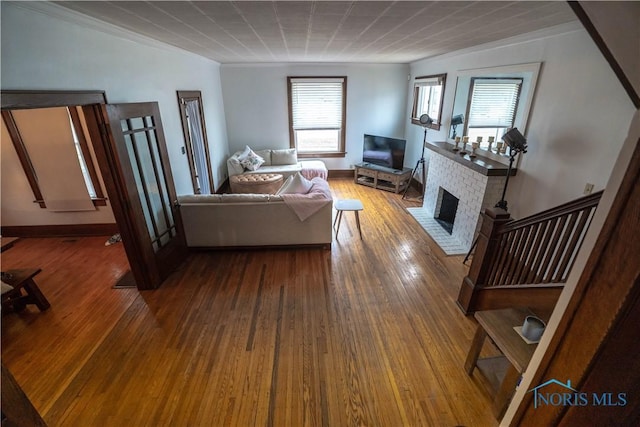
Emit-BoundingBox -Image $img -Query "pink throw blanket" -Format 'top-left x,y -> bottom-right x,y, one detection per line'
300,161 -> 328,180
280,178 -> 332,221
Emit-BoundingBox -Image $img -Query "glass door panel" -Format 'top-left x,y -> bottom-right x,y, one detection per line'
105,102 -> 187,289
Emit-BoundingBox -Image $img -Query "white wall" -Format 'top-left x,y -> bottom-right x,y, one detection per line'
220,63 -> 409,170
1,2 -> 229,226
580,1 -> 640,100
407,23 -> 636,219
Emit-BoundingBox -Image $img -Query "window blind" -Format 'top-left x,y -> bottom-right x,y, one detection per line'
290,78 -> 344,130
468,78 -> 522,128
414,75 -> 444,88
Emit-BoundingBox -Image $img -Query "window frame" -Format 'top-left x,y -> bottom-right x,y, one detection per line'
410,73 -> 447,130
1,108 -> 107,208
287,76 -> 347,158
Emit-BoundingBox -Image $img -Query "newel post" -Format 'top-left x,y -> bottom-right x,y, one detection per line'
456,207 -> 511,314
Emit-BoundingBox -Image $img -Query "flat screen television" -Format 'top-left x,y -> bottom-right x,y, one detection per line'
362,134 -> 406,171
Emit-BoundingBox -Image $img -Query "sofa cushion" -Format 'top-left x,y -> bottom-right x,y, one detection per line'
271,148 -> 297,165
255,149 -> 272,166
178,194 -> 223,204
221,193 -> 272,203
277,172 -> 313,194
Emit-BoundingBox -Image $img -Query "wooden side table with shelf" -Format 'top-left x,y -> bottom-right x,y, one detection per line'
465,307 -> 544,420
354,163 -> 412,194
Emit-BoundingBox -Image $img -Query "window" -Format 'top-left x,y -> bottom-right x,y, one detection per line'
288,76 -> 346,158
465,78 -> 522,147
68,108 -> 97,198
411,73 -> 446,130
1,106 -> 106,209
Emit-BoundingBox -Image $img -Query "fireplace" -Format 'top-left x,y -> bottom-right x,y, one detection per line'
434,187 -> 459,234
406,145 -> 510,255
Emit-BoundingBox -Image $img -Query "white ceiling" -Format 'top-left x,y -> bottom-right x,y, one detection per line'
53,1 -> 578,64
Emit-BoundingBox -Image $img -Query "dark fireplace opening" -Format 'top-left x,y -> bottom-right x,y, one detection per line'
435,188 -> 459,235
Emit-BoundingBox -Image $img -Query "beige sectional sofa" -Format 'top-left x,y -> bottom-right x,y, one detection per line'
177,179 -> 333,248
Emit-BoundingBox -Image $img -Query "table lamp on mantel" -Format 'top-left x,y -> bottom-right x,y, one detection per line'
450,114 -> 464,140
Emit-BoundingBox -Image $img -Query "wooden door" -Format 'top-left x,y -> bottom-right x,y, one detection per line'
101,102 -> 188,289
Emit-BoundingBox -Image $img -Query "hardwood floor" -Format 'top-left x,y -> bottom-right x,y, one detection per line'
2,178 -> 500,426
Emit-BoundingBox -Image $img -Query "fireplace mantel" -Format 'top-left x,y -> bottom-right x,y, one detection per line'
425,141 -> 516,177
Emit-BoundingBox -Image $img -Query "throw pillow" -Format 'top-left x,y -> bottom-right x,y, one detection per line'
275,175 -> 294,195
277,172 -> 313,194
236,145 -> 252,162
240,148 -> 265,171
254,149 -> 272,166
271,148 -> 297,165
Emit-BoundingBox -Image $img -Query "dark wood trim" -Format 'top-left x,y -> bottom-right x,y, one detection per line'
0,90 -> 168,293
1,110 -> 46,208
1,223 -> 119,238
69,106 -> 107,205
469,284 -> 563,315
298,151 -> 346,159
511,137 -> 640,425
177,90 -> 215,194
287,76 -> 347,155
410,73 -> 446,131
569,2 -> 640,108
1,362 -> 47,427
500,190 -> 602,233
424,140 -> 517,176
189,242 -> 331,251
1,90 -> 107,110
328,169 -> 354,179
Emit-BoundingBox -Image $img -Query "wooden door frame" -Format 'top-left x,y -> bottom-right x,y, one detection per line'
1,90 -> 150,290
177,90 -> 215,194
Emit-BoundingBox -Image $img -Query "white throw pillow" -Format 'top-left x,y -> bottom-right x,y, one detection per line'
271,148 -> 297,165
277,172 -> 313,194
240,148 -> 265,171
275,175 -> 294,195
236,145 -> 252,162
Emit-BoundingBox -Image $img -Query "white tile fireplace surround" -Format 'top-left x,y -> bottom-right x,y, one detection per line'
408,141 -> 510,255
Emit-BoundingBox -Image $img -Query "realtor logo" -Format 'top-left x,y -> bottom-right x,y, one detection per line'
529,378 -> 627,408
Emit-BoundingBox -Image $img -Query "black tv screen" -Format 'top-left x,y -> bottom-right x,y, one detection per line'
362,134 -> 406,170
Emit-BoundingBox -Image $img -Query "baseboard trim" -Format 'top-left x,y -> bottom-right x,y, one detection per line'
216,178 -> 230,194
328,169 -> 354,179
1,223 -> 119,238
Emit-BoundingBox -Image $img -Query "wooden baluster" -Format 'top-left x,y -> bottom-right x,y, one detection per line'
457,207 -> 511,314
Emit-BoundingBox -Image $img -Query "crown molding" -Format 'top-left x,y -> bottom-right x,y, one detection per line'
7,1 -> 220,65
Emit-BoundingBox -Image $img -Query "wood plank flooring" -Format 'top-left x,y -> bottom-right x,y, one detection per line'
2,178 -> 500,426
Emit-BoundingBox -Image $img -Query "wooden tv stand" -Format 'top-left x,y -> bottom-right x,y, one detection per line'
354,163 -> 412,194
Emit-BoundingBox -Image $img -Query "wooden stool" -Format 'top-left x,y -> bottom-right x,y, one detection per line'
1,269 -> 50,313
333,199 -> 364,239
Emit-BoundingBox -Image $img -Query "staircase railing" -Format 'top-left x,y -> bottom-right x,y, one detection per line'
457,190 -> 603,314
